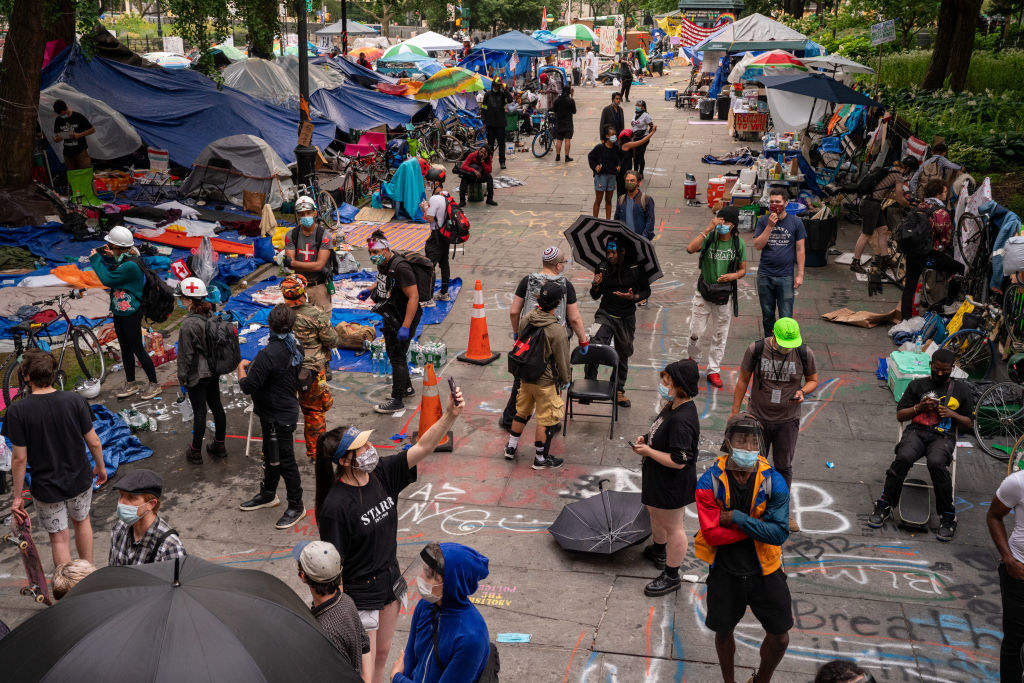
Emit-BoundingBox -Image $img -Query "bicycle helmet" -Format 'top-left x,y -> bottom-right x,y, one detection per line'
426,166 -> 446,183
76,378 -> 101,400
294,195 -> 316,213
105,226 -> 134,248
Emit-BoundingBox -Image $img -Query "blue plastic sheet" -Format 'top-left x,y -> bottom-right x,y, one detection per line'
309,82 -> 427,133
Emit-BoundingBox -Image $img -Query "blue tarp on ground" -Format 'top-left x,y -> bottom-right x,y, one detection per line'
309,82 -> 428,133
475,31 -> 557,58
41,45 -> 336,167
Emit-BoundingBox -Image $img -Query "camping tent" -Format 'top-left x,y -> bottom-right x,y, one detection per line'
474,30 -> 557,57
179,135 -> 294,209
222,59 -> 297,107
403,31 -> 463,52
315,20 -> 378,36
693,13 -> 810,52
277,54 -> 347,92
323,55 -> 397,87
39,83 -> 143,161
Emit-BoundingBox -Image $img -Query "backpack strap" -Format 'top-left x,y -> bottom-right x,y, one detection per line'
146,527 -> 178,564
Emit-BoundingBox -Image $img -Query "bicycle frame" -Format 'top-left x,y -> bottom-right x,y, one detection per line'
8,294 -> 85,389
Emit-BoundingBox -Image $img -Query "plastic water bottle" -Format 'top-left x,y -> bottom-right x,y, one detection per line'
914,335 -> 922,354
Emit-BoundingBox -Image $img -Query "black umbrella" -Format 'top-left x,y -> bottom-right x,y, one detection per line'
0,556 -> 360,682
548,479 -> 652,554
564,215 -> 663,284
759,72 -> 880,107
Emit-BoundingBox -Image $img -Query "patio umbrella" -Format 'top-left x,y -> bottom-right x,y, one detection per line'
415,67 -> 486,100
349,46 -> 383,61
141,52 -> 191,69
548,481 -> 651,554
759,72 -> 880,107
381,43 -> 429,61
564,215 -> 663,284
728,49 -> 807,84
554,23 -> 599,42
801,54 -> 875,75
0,556 -> 360,681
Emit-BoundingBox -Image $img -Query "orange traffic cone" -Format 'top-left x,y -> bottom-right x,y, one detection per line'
457,280 -> 501,365
412,363 -> 453,452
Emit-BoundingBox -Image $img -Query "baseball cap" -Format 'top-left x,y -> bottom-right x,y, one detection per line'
113,469 -> 164,498
280,274 -> 307,301
662,359 -> 699,399
293,541 -> 342,582
773,317 -> 802,348
537,280 -> 564,311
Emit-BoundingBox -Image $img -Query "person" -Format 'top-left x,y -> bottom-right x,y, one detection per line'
458,145 -> 498,207
572,52 -> 582,86
629,100 -> 653,180
108,469 -> 186,566
987,468 -> 1024,683
281,274 -> 338,459
481,78 -> 512,170
52,99 -> 95,171
850,157 -> 918,274
899,179 -> 965,320
294,540 -> 371,675
585,238 -> 651,408
316,388 -> 465,683
390,542 -> 493,683
868,348 -> 972,541
422,167 -> 453,304
237,304 -> 306,530
814,660 -> 872,683
618,55 -> 634,101
551,87 -> 576,163
731,318 -> 817,491
505,281 -> 571,469
51,558 -> 95,600
175,277 -> 226,465
909,142 -> 964,200
687,206 -> 747,389
598,92 -> 624,140
614,169 -> 656,239
589,126 -> 621,219
3,349 -> 106,567
695,413 -> 792,683
613,128 -> 654,198
635,360 -> 700,597
753,188 -> 806,337
358,53 -> 372,70
584,48 -> 599,87
500,246 -> 588,434
460,39 -> 472,60
90,226 -> 161,399
284,195 -> 334,316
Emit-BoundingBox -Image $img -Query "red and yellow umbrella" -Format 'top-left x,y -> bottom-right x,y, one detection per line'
348,47 -> 383,61
729,49 -> 807,84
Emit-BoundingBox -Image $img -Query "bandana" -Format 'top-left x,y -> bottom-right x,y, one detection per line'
606,239 -> 618,252
280,274 -> 307,300
272,332 -> 303,367
367,237 -> 390,250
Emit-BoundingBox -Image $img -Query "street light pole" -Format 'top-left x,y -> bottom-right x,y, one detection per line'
341,0 -> 348,56
295,0 -> 316,193
156,0 -> 163,38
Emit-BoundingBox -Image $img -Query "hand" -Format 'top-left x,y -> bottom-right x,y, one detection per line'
397,326 -> 410,341
595,164 -> 602,173
446,387 -> 465,415
716,273 -> 733,283
53,135 -> 62,142
791,389 -> 805,403
237,359 -> 250,377
918,397 -> 938,412
10,496 -> 26,521
579,337 -> 589,355
357,288 -> 372,301
937,405 -> 956,419
612,288 -> 634,299
474,170 -> 481,178
283,254 -> 293,269
768,211 -> 780,227
719,510 -> 734,526
592,272 -> 603,285
391,651 -> 405,680
635,435 -> 646,446
1007,557 -> 1024,581
93,464 -> 108,486
794,274 -> 803,289
631,441 -> 648,455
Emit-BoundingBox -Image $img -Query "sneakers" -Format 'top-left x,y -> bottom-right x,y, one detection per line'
707,372 -> 723,389
405,385 -> 416,398
239,492 -> 280,511
185,445 -> 203,465
616,391 -> 631,408
643,570 -> 681,597
504,445 -> 517,460
374,397 -> 405,414
459,198 -> 467,207
789,514 -> 801,533
275,507 -> 306,530
555,154 -> 561,161
486,199 -> 498,206
867,500 -> 892,528
207,440 -> 227,459
850,260 -> 866,274
642,544 -> 666,570
116,381 -> 142,398
140,382 -> 162,400
435,292 -> 451,302
936,516 -> 957,542
532,455 -> 564,470
422,298 -> 437,308
499,162 -> 506,170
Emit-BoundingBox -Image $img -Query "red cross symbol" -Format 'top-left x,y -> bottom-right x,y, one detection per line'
185,280 -> 200,294
298,244 -> 316,260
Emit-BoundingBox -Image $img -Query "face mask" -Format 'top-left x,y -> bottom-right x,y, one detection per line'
299,216 -> 315,229
416,575 -> 441,603
115,253 -> 129,263
116,502 -> 144,525
931,370 -> 950,383
731,448 -> 759,469
625,181 -> 637,192
354,445 -> 379,472
658,384 -> 672,401
716,224 -> 732,235
608,135 -> 617,144
635,107 -> 642,114
369,253 -> 385,266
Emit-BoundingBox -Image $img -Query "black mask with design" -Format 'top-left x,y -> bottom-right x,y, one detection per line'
931,370 -> 951,383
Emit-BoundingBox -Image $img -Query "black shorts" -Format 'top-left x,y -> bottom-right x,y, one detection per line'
860,197 -> 884,236
555,127 -> 573,141
704,566 -> 793,635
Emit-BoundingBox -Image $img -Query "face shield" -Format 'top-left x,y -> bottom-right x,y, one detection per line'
721,415 -> 766,472
394,543 -> 444,609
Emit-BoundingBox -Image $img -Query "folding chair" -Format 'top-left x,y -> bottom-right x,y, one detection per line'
194,156 -> 234,203
562,344 -> 619,439
894,421 -> 959,527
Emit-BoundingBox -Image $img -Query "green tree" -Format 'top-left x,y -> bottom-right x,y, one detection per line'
166,0 -> 231,75
243,0 -> 279,59
848,0 -> 939,50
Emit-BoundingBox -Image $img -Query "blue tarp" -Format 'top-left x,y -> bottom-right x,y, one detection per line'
531,30 -> 572,48
474,31 -> 557,58
41,45 -> 336,167
309,81 -> 428,133
320,55 -> 397,87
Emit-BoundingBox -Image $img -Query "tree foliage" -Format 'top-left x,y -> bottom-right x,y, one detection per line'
243,0 -> 279,59
166,0 -> 230,75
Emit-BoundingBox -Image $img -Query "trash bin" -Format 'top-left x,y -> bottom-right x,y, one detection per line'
716,96 -> 730,120
699,98 -> 715,120
803,215 -> 838,267
467,180 -> 484,202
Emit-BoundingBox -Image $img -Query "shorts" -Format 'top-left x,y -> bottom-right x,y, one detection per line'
358,609 -> 379,631
36,487 -> 92,534
555,127 -> 573,141
515,381 -> 565,427
594,173 -> 616,192
704,566 -> 794,635
860,198 -> 884,236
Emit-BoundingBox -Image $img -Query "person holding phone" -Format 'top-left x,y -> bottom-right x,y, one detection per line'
752,188 -> 806,337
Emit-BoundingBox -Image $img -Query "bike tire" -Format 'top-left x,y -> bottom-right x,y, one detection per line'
71,326 -> 106,385
940,328 -> 994,381
974,381 -> 1024,462
1005,283 -> 1024,347
439,135 -> 464,162
341,172 -> 358,207
317,189 -> 340,229
0,356 -> 20,411
955,213 -> 986,267
532,131 -> 551,158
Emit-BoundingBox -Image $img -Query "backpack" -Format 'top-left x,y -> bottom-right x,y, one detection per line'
522,274 -> 568,328
386,139 -> 408,169
750,339 -> 809,388
391,251 -> 434,303
915,157 -> 954,201
130,257 -> 175,323
697,232 -> 741,307
289,226 -> 341,279
508,324 -> 551,382
855,167 -> 891,197
897,206 -> 937,256
438,194 -> 471,246
205,312 -> 241,376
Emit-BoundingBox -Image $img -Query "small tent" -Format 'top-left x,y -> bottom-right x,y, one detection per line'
693,13 -> 810,53
179,135 -> 294,209
474,31 -> 557,58
315,20 -> 378,36
222,58 -> 297,107
39,83 -> 143,161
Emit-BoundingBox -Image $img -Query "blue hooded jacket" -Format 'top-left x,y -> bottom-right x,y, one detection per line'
981,200 -> 1024,290
393,543 -> 491,683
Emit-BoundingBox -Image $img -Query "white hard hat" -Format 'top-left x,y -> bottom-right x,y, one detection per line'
104,226 -> 134,248
295,195 -> 316,213
177,277 -> 209,298
75,378 -> 101,400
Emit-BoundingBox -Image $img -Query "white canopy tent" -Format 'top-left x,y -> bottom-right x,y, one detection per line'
402,31 -> 463,52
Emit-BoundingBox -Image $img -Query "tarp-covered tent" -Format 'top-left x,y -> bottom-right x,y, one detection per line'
323,55 -> 397,87
222,59 -> 297,107
309,82 -> 429,133
693,13 -> 810,53
39,83 -> 143,161
277,54 -> 347,92
474,31 -> 557,58
41,45 -> 335,166
458,48 -> 529,81
179,135 -> 293,208
316,19 -> 378,36
86,24 -> 155,68
403,31 -> 463,53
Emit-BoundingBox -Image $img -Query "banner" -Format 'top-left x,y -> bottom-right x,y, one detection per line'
598,26 -> 617,56
541,6 -> 547,30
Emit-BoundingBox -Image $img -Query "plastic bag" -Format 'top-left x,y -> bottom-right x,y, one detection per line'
1004,236 -> 1024,276
191,235 -> 218,285
0,437 -> 10,471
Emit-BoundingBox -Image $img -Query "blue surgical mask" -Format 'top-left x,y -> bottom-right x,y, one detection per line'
658,384 -> 672,401
299,216 -> 315,229
716,224 -> 732,235
369,253 -> 385,265
731,448 -> 759,469
608,135 -> 618,144
635,107 -> 642,114
116,502 -> 143,525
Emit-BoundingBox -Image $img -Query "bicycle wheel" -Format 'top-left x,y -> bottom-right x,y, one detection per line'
956,213 -> 986,266
0,355 -> 22,410
1009,431 -> 1024,475
439,135 -> 464,162
532,130 -> 551,158
1005,283 -> 1024,347
341,171 -> 358,208
940,329 -> 994,380
317,189 -> 340,229
974,381 -> 1024,461
71,326 -> 106,384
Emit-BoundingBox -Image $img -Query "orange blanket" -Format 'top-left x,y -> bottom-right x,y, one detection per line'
134,231 -> 255,256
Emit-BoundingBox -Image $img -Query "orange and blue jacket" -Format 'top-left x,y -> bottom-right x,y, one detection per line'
694,454 -> 790,575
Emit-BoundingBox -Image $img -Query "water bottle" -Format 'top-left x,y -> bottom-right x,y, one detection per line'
177,389 -> 193,422
914,335 -> 922,354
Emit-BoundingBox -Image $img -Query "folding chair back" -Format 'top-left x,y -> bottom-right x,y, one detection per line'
562,344 -> 619,439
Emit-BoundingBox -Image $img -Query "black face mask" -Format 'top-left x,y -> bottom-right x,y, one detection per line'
931,370 -> 951,383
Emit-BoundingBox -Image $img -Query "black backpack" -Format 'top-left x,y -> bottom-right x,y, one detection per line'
205,312 -> 241,376
508,324 -> 550,382
855,167 -> 891,197
897,206 -> 937,256
130,257 -> 175,323
391,251 -> 435,303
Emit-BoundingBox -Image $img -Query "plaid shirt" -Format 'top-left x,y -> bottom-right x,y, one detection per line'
108,516 -> 186,567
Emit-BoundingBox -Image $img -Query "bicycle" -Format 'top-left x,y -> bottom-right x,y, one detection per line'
294,177 -> 341,231
0,289 -> 106,408
954,212 -> 991,304
531,111 -> 554,158
940,296 -> 1003,380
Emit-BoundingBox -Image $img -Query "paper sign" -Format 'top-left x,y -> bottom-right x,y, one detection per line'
298,121 -> 314,147
162,36 -> 184,55
871,19 -> 896,46
496,633 -> 531,643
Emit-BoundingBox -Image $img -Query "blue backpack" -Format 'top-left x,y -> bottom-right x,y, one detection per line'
386,139 -> 408,169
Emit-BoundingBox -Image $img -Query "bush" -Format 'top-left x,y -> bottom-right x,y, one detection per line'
107,14 -> 156,37
946,143 -> 995,171
874,49 -> 1024,92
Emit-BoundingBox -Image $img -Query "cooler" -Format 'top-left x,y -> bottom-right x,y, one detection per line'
887,351 -> 931,401
683,176 -> 697,201
706,178 -> 726,205
664,88 -> 677,101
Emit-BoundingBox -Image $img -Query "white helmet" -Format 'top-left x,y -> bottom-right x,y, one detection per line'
177,277 -> 209,298
76,378 -> 101,399
295,195 -> 316,213
104,226 -> 134,248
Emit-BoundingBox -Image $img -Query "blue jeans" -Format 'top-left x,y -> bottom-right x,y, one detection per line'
757,274 -> 794,337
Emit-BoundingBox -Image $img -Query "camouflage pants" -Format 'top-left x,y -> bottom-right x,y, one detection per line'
298,369 -> 333,460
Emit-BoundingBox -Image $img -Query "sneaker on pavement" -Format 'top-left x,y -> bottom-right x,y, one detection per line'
435,292 -> 451,302
707,372 -> 723,389
643,571 -> 681,597
275,507 -> 306,530
532,455 -> 564,470
207,440 -> 227,459
405,385 -> 416,398
850,260 -> 867,274
936,516 -> 957,542
422,298 -> 437,308
499,163 -> 506,170
616,391 -> 631,408
867,501 -> 892,528
184,445 -> 203,465
789,514 -> 801,533
374,397 -> 405,414
565,156 -> 573,163
140,382 -> 162,400
504,445 -> 517,460
642,544 -> 666,570
239,492 -> 280,511
116,381 -> 142,398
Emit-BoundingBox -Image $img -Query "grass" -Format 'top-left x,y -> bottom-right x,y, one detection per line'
873,49 -> 1024,93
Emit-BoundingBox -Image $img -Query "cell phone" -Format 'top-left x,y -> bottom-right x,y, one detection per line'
448,377 -> 459,403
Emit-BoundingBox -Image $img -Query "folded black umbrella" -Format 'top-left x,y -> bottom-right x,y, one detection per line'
564,215 -> 663,284
0,556 -> 360,682
548,481 -> 651,554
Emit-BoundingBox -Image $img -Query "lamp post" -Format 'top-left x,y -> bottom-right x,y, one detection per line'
156,0 -> 163,38
341,0 -> 348,56
294,0 -> 316,193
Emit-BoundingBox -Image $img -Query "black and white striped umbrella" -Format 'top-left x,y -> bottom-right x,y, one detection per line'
563,215 -> 663,284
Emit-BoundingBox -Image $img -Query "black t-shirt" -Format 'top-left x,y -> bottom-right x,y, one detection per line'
2,391 -> 94,503
318,453 -> 417,610
897,375 -> 975,440
713,469 -> 762,576
53,112 -> 92,156
641,400 -> 698,509
372,255 -> 421,330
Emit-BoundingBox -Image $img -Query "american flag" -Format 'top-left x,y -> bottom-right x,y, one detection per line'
680,16 -> 728,46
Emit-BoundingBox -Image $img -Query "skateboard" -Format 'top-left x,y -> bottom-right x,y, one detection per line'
4,513 -> 53,605
897,478 -> 932,531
